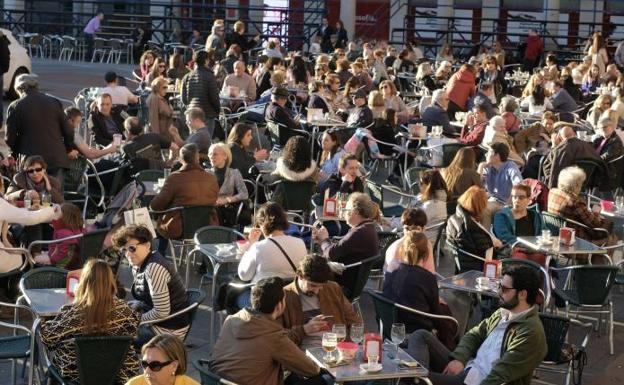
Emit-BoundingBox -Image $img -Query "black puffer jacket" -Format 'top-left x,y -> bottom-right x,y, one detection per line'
181,66 -> 221,119
446,205 -> 493,273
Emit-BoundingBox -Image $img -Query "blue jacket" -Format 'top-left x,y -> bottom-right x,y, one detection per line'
483,161 -> 523,202
492,205 -> 544,245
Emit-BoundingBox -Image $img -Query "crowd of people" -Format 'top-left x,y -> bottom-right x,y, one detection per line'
1,13 -> 623,385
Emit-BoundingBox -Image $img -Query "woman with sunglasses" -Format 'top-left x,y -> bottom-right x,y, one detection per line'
113,224 -> 190,345
379,80 -> 411,124
146,57 -> 168,87
6,155 -> 63,205
147,77 -> 184,148
41,259 -> 140,384
127,334 -> 199,385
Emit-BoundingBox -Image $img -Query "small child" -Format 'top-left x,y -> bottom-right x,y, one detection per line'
34,203 -> 84,268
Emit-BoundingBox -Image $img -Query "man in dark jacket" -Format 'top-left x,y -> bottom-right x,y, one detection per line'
467,82 -> 497,119
87,93 -> 125,146
181,50 -> 220,132
407,265 -> 547,385
320,154 -> 364,197
346,88 -> 373,128
5,74 -> 75,180
317,17 -> 334,54
122,117 -> 173,170
0,30 -> 10,125
550,80 -> 578,122
593,116 -> 624,195
421,89 -> 456,137
542,123 -> 604,188
265,87 -> 300,147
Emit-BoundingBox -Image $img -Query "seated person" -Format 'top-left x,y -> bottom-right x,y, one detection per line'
446,186 -> 503,273
421,89 -> 455,137
150,144 -> 218,246
112,225 -> 190,345
481,116 -> 524,167
548,166 -> 614,244
98,71 -> 139,107
346,88 -> 373,128
593,116 -> 624,195
312,192 -> 380,298
221,60 -> 256,103
477,143 -> 523,227
418,169 -> 448,226
33,203 -> 84,268
87,93 -> 125,146
318,131 -> 346,185
520,84 -> 553,116
493,184 -> 547,265
227,122 -> 268,180
185,107 -> 213,157
281,256 -> 361,350
385,208 -> 434,274
460,104 -> 489,146
466,82 -> 497,119
122,117 -> 174,170
265,87 -> 300,147
320,154 -> 363,198
441,147 -> 483,199
6,155 -> 64,204
550,80 -> 578,122
41,260 -> 140,383
239,202 -> 306,284
513,111 -> 556,155
307,81 -> 331,114
542,123 -> 603,188
384,231 -> 450,335
64,107 -> 119,160
499,96 -> 520,134
269,134 -> 318,184
207,143 -> 249,227
406,265 -> 547,385
208,277 -> 324,385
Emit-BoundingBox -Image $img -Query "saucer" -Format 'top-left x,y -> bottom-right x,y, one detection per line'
536,237 -> 553,246
360,363 -> 382,373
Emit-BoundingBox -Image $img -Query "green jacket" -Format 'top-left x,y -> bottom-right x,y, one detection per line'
451,306 -> 547,385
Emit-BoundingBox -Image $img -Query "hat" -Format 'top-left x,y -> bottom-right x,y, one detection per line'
352,88 -> 367,99
272,87 -> 289,98
14,74 -> 38,89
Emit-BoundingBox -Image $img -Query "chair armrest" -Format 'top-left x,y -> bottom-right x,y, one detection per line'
0,245 -> 33,267
569,318 -> 593,350
139,302 -> 199,326
343,255 -> 381,269
227,281 -> 254,290
28,233 -> 85,256
149,206 -> 184,215
395,302 -> 460,338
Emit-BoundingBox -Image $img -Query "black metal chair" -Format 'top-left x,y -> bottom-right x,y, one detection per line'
550,265 -> 619,355
340,255 -> 381,317
367,289 -> 459,341
441,143 -> 467,167
265,180 -> 316,220
193,226 -> 245,288
139,289 -> 206,342
194,359 -> 239,385
47,336 -> 133,385
370,231 -> 402,290
536,313 -> 592,385
0,301 -> 37,385
444,240 -> 486,274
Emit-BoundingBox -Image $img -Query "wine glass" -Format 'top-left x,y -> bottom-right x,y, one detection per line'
390,323 -> 406,360
332,324 -> 347,342
350,323 -> 364,345
321,332 -> 337,362
616,195 -> 624,213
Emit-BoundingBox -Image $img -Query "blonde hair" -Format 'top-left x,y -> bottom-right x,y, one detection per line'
234,20 -> 245,33
208,142 -> 232,167
74,260 -> 117,334
416,62 -> 433,80
142,334 -> 188,375
271,70 -> 286,87
368,90 -> 384,108
400,231 -> 429,266
151,77 -> 169,93
379,80 -> 397,95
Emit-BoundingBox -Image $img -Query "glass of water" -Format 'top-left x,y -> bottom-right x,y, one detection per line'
390,323 -> 406,360
163,168 -> 171,178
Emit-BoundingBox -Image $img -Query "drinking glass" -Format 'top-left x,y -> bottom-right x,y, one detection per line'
332,324 -> 347,342
163,168 -> 172,178
390,323 -> 406,359
616,196 -> 624,212
541,230 -> 551,242
321,332 -> 337,361
41,192 -> 51,208
350,323 -> 364,345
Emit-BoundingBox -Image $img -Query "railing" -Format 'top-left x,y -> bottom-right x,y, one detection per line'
0,0 -> 325,48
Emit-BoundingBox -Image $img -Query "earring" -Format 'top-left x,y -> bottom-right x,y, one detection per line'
172,371 -> 176,376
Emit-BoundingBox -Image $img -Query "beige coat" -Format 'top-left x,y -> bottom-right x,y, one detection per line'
146,93 -> 173,142
209,308 -> 319,385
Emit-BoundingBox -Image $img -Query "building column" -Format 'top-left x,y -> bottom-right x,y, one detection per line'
437,0 -> 454,43
340,0 -> 356,42
544,0 -> 560,49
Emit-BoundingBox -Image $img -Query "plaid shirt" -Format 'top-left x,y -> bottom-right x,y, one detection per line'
547,188 -> 605,240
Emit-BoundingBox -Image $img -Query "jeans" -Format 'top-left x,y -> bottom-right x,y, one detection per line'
407,330 -> 468,385
84,33 -> 95,59
235,289 -> 251,311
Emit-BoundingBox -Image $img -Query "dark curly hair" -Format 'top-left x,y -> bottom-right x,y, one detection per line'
281,135 -> 312,173
255,202 -> 289,234
112,224 -> 153,248
297,255 -> 331,283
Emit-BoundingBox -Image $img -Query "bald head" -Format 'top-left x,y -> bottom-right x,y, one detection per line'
234,61 -> 246,77
561,125 -> 576,139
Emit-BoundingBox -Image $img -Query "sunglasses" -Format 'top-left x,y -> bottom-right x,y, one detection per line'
141,360 -> 172,372
120,244 -> 142,254
27,167 -> 43,174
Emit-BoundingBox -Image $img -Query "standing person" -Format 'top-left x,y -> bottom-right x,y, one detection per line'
226,20 -> 261,62
5,74 -> 75,182
181,50 -> 221,133
317,17 -> 334,54
334,20 -> 348,49
523,29 -> 543,72
83,11 -> 104,59
0,29 -> 9,126
446,64 -> 477,120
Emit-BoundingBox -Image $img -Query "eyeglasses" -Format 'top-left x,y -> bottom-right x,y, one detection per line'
140,360 -> 173,372
27,167 -> 43,174
497,283 -> 516,293
120,243 -> 142,254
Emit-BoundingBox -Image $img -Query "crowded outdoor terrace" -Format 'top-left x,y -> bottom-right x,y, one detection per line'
1,5 -> 624,385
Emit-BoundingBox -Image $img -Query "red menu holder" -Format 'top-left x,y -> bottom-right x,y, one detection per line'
559,227 -> 576,246
363,333 -> 382,363
483,260 -> 501,279
66,269 -> 82,297
323,197 -> 337,218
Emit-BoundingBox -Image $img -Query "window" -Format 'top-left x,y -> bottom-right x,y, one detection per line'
501,0 -> 543,12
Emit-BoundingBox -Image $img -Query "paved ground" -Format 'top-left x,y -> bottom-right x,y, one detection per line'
1,59 -> 624,384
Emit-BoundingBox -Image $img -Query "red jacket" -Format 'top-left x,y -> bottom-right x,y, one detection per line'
447,69 -> 476,110
460,120 -> 488,147
524,35 -> 543,60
